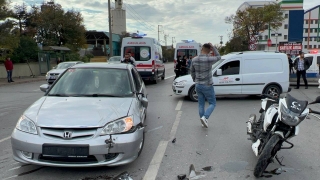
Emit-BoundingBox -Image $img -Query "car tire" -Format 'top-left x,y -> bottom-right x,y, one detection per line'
161,70 -> 165,80
188,86 -> 198,102
138,132 -> 145,157
152,73 -> 158,84
263,85 -> 281,97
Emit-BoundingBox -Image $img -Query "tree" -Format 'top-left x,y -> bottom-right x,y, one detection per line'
224,36 -> 249,54
225,3 -> 284,43
27,1 -> 86,52
0,0 -> 19,61
11,36 -> 39,63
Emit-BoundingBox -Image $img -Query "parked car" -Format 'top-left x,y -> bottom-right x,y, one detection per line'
172,52 -> 290,101
11,63 -> 148,167
107,56 -> 121,63
46,61 -> 84,84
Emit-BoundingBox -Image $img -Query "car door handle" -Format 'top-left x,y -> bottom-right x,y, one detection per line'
235,78 -> 240,81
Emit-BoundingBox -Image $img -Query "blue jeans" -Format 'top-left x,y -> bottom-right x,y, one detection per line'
195,84 -> 216,119
7,70 -> 13,81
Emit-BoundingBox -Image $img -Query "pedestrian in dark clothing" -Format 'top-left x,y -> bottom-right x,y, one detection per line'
287,54 -> 294,74
174,56 -> 182,79
57,57 -> 62,64
293,52 -> 310,89
180,55 -> 188,76
187,56 -> 192,74
4,57 -> 14,83
121,53 -> 136,66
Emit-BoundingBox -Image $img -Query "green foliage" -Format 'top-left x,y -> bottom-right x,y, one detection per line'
11,36 -> 39,63
224,36 -> 249,54
225,3 -> 284,42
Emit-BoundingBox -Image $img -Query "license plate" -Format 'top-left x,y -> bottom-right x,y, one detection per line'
49,76 -> 56,80
42,144 -> 89,157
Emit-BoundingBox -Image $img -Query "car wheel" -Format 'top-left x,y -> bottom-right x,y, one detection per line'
152,73 -> 158,84
161,69 -> 165,80
188,86 -> 198,102
138,132 -> 145,157
263,85 -> 281,97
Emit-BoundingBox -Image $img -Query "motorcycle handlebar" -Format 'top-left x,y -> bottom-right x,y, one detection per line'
309,108 -> 320,115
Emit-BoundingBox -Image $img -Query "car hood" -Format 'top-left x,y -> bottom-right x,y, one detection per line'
174,75 -> 193,82
48,69 -> 66,74
24,97 -> 133,128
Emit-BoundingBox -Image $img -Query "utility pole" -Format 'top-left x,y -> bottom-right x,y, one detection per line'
172,37 -> 176,48
275,33 -> 279,52
108,0 -> 113,57
164,34 -> 169,47
158,25 -> 162,42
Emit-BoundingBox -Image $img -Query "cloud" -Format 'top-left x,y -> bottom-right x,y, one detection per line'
8,0 -> 320,46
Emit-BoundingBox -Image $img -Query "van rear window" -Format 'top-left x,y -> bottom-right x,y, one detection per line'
177,49 -> 197,58
124,46 -> 151,61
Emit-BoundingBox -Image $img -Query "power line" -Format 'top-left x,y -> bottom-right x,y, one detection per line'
126,4 -> 155,29
125,9 -> 153,31
124,4 -> 154,31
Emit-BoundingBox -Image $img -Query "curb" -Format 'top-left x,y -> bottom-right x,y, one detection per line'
0,78 -> 46,87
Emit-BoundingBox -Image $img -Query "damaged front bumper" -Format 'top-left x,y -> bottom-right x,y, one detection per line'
11,126 -> 144,167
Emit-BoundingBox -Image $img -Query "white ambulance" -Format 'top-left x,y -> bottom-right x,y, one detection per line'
174,40 -> 202,68
121,34 -> 165,84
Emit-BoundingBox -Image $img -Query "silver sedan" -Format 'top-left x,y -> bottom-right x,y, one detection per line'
11,63 -> 148,167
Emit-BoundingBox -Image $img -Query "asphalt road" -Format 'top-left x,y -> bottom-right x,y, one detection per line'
1,63 -> 320,180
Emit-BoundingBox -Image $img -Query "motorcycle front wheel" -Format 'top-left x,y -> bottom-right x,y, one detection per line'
253,135 -> 280,178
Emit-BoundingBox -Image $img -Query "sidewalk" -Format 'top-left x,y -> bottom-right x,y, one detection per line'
0,76 -> 46,87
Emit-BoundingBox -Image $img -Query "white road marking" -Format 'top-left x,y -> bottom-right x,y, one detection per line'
143,101 -> 183,180
8,166 -> 22,171
164,75 -> 175,80
0,136 -> 10,143
175,100 -> 183,111
146,126 -> 163,133
9,162 -> 19,166
33,89 -> 40,91
2,175 -> 18,180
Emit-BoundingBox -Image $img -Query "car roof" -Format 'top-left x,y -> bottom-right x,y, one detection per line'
60,61 -> 82,63
71,62 -> 132,69
222,51 -> 287,59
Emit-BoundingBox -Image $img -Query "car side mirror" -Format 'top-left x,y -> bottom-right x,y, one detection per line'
216,69 -> 222,76
140,96 -> 148,108
309,96 -> 320,105
40,84 -> 49,92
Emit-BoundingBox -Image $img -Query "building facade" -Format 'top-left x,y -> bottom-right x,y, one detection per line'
303,5 -> 320,53
111,0 -> 126,35
237,0 -> 305,55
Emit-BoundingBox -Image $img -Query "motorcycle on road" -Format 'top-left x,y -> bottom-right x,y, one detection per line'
247,89 -> 320,178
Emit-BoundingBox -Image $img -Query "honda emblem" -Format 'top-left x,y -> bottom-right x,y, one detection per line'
63,131 -> 73,139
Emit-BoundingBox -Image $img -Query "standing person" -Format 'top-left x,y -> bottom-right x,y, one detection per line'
180,55 -> 188,76
287,54 -> 294,74
4,57 -> 14,83
190,43 -> 221,128
57,57 -> 62,64
187,56 -> 193,74
293,52 -> 310,89
121,53 -> 136,66
174,56 -> 182,79
128,52 -> 136,65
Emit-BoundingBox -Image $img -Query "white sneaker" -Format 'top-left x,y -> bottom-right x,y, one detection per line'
200,116 -> 208,128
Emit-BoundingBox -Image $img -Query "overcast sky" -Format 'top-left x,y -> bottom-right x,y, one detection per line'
12,0 -> 320,46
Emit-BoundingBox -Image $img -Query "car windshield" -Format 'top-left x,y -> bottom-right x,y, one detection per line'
108,57 -> 121,62
56,62 -> 76,69
48,68 -> 133,97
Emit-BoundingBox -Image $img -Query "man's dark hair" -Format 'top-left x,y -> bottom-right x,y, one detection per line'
202,43 -> 211,53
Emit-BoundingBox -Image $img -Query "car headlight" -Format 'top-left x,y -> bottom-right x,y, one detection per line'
176,80 -> 187,87
280,103 -> 303,126
100,116 -> 134,135
15,116 -> 38,135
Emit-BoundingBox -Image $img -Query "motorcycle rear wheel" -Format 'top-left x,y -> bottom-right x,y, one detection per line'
253,135 -> 280,178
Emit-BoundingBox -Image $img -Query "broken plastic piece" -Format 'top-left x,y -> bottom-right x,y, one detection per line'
177,174 -> 187,180
113,171 -> 133,180
202,166 -> 213,171
172,138 -> 176,143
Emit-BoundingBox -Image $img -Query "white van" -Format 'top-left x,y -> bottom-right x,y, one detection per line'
174,40 -> 202,68
172,52 -> 290,101
121,36 -> 165,84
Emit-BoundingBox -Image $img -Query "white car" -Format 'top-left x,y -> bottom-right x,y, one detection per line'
46,61 -> 83,84
172,52 -> 290,101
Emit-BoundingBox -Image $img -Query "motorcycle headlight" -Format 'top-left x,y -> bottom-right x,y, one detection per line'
176,80 -> 187,87
280,103 -> 302,126
15,116 -> 38,135
100,116 -> 134,135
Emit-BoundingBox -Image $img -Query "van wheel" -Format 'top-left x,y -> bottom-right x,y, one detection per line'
161,70 -> 165,80
263,85 -> 281,97
188,86 -> 198,102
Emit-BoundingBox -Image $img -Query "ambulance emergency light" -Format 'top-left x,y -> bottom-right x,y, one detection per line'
181,40 -> 196,43
131,32 -> 147,38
